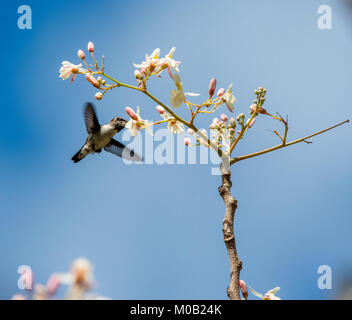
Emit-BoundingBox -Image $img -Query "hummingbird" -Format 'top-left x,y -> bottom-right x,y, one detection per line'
72,103 -> 142,163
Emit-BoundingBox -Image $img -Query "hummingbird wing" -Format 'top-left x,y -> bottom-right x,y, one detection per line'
104,139 -> 143,162
84,103 -> 101,134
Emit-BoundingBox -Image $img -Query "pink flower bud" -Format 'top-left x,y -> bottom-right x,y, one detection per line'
217,88 -> 225,97
208,78 -> 217,97
95,92 -> 103,100
85,74 -> 100,88
239,280 -> 248,300
46,274 -> 60,296
156,105 -> 165,114
248,117 -> 256,128
87,41 -> 94,53
125,107 -> 138,120
184,137 -> 191,146
77,49 -> 85,59
187,128 -> 195,135
221,114 -> 228,122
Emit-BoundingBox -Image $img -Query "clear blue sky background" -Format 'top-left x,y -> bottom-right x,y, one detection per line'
1,0 -> 351,300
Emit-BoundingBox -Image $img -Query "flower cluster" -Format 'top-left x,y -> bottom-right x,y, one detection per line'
12,258 -> 108,300
125,106 -> 153,136
156,105 -> 185,134
133,47 -> 180,89
58,44 -> 273,158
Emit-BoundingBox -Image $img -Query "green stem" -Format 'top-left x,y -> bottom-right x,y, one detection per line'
230,119 -> 349,165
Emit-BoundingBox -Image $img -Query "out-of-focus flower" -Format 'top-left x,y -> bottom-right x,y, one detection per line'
222,84 -> 236,112
33,284 -> 48,300
249,286 -> 281,300
187,128 -> 195,135
71,257 -> 94,289
208,78 -> 217,97
86,74 -> 100,88
12,257 -> 108,300
59,61 -> 86,83
77,49 -> 85,59
125,106 -> 152,136
46,274 -> 61,296
239,280 -> 248,300
170,74 -> 185,108
95,92 -> 103,100
88,41 -> 94,53
11,294 -> 27,300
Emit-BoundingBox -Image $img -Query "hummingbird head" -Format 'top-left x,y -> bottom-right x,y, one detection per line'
110,117 -> 128,131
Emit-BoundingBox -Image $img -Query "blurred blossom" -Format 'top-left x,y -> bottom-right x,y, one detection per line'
11,294 -> 27,300
249,286 -> 281,300
11,257 -> 107,300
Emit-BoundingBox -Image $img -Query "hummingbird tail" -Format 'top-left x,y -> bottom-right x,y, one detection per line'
71,146 -> 87,163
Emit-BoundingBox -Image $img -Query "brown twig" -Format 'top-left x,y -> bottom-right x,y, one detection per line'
218,172 -> 242,300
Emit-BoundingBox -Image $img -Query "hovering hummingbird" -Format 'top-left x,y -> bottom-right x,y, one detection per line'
72,103 -> 142,163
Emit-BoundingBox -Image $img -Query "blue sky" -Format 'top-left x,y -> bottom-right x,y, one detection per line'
1,0 -> 351,299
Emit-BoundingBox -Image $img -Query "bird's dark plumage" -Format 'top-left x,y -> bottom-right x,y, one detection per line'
84,103 -> 100,134
104,139 -> 143,162
72,102 -> 142,163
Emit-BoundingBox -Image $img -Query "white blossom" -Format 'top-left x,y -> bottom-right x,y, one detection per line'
59,61 -> 86,83
222,84 -> 236,112
125,106 -> 153,136
170,74 -> 185,108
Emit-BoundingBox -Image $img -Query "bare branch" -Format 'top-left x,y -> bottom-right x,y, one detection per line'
218,172 -> 242,300
230,120 -> 349,165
